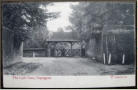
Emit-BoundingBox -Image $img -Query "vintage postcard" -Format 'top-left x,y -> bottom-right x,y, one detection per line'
2,0 -> 136,88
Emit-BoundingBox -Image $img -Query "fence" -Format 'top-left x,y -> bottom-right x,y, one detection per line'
23,48 -> 84,57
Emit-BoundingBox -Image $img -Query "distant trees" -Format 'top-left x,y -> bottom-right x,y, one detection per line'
69,2 -> 135,64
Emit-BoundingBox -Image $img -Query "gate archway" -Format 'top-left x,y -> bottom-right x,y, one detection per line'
46,40 -> 84,57
23,40 -> 86,57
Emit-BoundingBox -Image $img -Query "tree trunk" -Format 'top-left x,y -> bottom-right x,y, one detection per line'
105,35 -> 109,64
13,35 -> 23,63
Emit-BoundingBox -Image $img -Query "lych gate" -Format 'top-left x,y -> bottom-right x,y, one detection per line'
23,40 -> 86,57
46,40 -> 85,57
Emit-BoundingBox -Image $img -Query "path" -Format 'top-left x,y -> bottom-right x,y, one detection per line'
23,57 -> 134,75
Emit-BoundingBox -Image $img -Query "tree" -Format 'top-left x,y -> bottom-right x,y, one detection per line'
70,2 -> 107,41
24,25 -> 49,48
69,2 -> 108,59
69,2 -> 135,63
3,2 -> 59,41
2,2 -> 59,65
70,2 -> 134,40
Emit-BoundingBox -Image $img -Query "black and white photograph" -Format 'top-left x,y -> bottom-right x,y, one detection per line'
2,0 -> 136,88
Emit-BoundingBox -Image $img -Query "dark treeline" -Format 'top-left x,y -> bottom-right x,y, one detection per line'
2,2 -> 59,66
69,2 -> 135,64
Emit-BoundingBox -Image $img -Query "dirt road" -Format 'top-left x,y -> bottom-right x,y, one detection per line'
23,57 -> 134,75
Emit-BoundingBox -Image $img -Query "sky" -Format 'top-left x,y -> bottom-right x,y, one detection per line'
46,2 -> 78,32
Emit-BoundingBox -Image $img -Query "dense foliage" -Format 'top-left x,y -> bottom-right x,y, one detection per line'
69,2 -> 135,64
2,2 -> 59,65
69,2 -> 134,41
3,2 -> 58,41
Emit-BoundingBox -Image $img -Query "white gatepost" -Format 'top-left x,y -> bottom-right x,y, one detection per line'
103,53 -> 106,64
108,53 -> 111,64
33,51 -> 35,57
122,53 -> 125,64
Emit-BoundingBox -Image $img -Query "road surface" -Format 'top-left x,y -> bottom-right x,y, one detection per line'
22,57 -> 134,75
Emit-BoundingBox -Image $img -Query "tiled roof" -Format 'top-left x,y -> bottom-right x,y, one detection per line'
48,31 -> 79,41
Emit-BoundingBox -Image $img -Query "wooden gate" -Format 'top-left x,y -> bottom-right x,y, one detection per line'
55,49 -> 81,57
